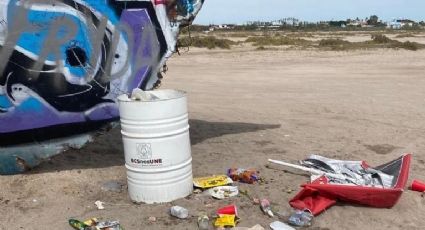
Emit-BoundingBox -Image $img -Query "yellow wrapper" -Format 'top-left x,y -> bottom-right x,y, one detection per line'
193,175 -> 233,189
83,218 -> 98,226
214,214 -> 236,227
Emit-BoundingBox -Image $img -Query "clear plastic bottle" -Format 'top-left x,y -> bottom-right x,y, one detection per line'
288,209 -> 313,227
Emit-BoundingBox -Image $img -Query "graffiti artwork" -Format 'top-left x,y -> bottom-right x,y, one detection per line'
0,0 -> 204,174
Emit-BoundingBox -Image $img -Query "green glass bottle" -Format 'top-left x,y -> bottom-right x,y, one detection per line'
69,219 -> 89,230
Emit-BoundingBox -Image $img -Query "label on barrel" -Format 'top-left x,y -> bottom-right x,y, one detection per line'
137,143 -> 152,159
130,143 -> 163,166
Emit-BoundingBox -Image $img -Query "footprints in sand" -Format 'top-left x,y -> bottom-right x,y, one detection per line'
364,144 -> 398,155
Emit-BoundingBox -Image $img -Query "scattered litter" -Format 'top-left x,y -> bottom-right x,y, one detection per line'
288,210 -> 313,227
170,206 -> 189,219
208,186 -> 238,199
32,199 -> 37,203
217,204 -> 238,216
83,218 -> 98,226
197,215 -> 209,230
260,199 -> 274,217
214,214 -> 237,228
193,189 -> 203,194
214,206 -> 239,228
411,179 -> 425,192
193,175 -> 233,189
96,220 -> 122,230
252,198 -> 260,204
69,218 -> 123,230
69,219 -> 89,230
269,154 -> 411,215
148,216 -> 157,222
131,88 -> 159,101
250,225 -> 265,230
101,181 -> 124,193
269,154 -> 401,187
270,221 -> 295,230
94,200 -> 105,210
228,168 -> 260,184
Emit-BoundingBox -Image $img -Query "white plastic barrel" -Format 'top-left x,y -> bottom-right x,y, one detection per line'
118,89 -> 193,204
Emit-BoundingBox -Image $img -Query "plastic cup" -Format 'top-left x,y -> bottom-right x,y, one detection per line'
411,180 -> 425,192
217,205 -> 238,216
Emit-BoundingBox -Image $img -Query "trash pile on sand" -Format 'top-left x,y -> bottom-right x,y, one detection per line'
67,88 -> 420,229
66,153 -> 425,230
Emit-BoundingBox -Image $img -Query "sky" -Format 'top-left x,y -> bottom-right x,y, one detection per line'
194,0 -> 425,25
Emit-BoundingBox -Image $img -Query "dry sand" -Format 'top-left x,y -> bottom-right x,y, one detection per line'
1,42 -> 425,230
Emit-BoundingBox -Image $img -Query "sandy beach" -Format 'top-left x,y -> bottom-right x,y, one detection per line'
1,33 -> 425,230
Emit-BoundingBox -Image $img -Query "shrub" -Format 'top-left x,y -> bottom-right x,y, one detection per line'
318,39 -> 353,50
178,36 -> 236,49
319,39 -> 350,46
395,33 -> 416,38
245,36 -> 310,46
371,34 -> 392,43
392,41 -> 420,51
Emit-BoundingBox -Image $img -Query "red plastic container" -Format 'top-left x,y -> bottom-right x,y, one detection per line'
411,180 -> 425,192
217,205 -> 238,216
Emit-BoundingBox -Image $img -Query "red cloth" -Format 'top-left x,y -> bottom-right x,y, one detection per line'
289,154 -> 411,216
290,181 -> 337,215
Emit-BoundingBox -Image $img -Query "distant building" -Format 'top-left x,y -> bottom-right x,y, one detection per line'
208,24 -> 236,31
387,19 -> 415,29
218,24 -> 235,29
346,19 -> 368,27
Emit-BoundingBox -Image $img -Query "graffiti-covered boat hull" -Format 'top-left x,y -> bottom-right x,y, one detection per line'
0,0 -> 204,174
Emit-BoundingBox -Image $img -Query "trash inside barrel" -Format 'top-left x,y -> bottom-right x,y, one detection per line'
118,89 -> 193,203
